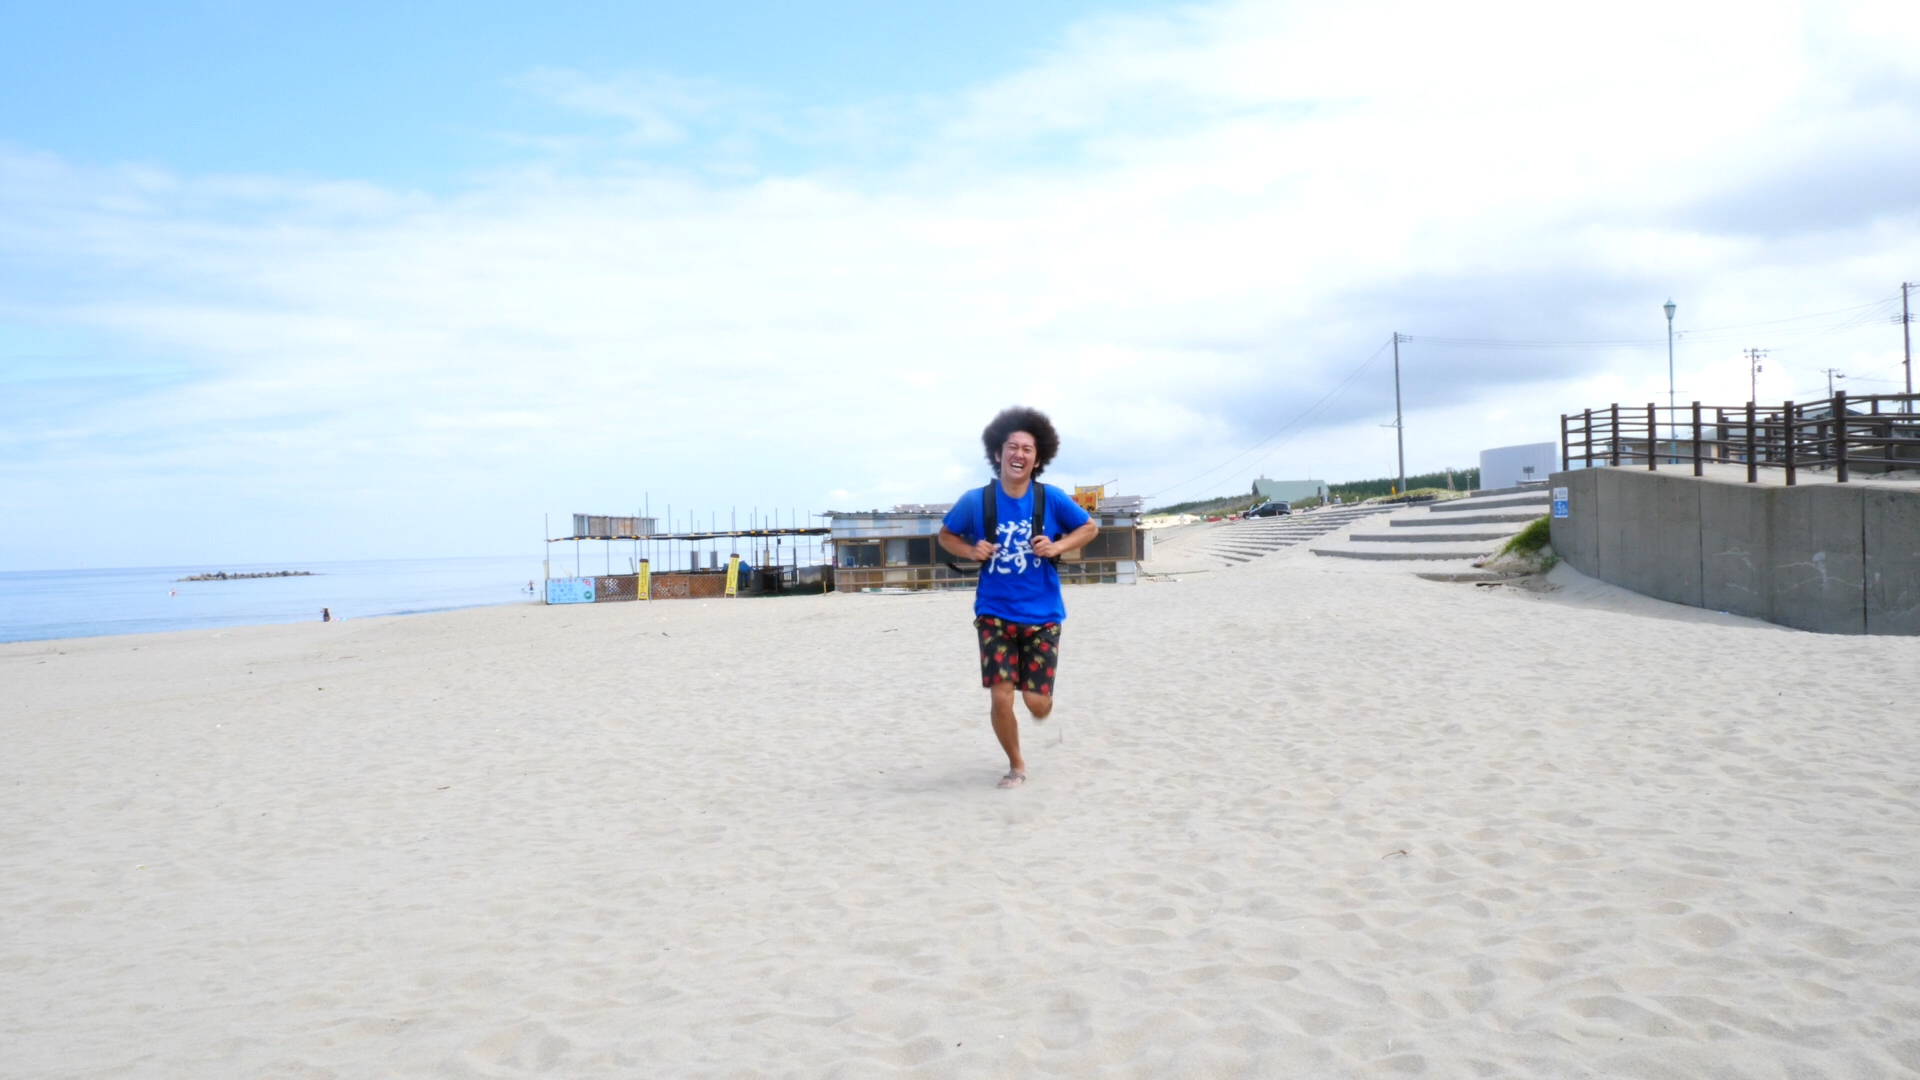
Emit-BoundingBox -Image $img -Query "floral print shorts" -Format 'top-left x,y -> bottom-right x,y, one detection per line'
975,616 -> 1062,695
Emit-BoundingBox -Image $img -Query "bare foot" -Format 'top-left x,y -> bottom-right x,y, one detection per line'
997,770 -> 1026,789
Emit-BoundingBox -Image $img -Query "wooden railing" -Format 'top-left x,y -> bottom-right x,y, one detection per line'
1560,393 -> 1920,485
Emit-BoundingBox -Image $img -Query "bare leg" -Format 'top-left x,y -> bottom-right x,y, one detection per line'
1023,690 -> 1053,721
990,680 -> 1025,785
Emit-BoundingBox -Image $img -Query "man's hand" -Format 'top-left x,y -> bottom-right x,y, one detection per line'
940,527 -> 995,563
1037,519 -> 1100,560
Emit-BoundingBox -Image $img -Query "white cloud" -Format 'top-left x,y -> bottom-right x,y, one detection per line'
1,0 -> 1916,566
511,68 -> 762,148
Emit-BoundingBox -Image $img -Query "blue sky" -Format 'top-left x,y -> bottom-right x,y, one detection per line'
2,1 -> 1917,569
0,2 -> 1163,183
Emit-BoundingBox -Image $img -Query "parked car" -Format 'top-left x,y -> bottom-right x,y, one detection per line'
1247,500 -> 1291,518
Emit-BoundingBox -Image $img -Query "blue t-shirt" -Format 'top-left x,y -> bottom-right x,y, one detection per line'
942,481 -> 1092,624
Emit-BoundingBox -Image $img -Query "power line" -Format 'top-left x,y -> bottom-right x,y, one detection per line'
1146,337 -> 1395,501
1676,297 -> 1896,334
1694,298 -> 1900,351
1147,290 -> 1911,506
1409,334 -> 1665,350
1405,295 -> 1901,351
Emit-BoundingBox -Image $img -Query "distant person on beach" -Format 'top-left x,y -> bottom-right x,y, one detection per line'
321,607 -> 331,622
938,406 -> 1099,789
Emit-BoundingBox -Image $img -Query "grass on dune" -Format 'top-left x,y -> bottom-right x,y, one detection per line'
1502,516 -> 1552,556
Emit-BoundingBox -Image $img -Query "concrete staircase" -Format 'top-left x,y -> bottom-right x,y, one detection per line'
1311,487 -> 1549,562
1145,504 -> 1396,570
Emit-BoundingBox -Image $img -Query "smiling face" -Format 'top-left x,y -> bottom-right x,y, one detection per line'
998,430 -> 1038,487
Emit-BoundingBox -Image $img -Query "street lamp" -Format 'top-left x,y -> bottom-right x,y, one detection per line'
1664,299 -> 1676,461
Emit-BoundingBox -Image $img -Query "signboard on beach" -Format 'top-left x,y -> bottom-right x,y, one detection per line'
725,554 -> 740,597
546,577 -> 595,604
1552,487 -> 1569,519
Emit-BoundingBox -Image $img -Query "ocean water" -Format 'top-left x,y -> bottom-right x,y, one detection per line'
0,555 -> 543,644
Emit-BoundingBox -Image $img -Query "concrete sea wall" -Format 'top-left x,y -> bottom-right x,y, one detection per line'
1549,468 -> 1920,635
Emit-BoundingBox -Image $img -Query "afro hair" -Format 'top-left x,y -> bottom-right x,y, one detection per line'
982,406 -> 1061,477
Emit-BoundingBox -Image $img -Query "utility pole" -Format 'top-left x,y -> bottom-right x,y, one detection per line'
1903,282 -> 1913,410
1744,348 -> 1768,405
1824,368 -> 1846,397
1664,299 -> 1677,457
1392,332 -> 1407,499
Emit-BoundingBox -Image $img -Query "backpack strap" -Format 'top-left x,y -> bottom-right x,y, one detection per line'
1032,482 -> 1059,566
950,481 -> 1056,571
941,484 -> 998,579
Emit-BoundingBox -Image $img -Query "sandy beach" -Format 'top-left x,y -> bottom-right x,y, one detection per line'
5,542 -> 1919,1078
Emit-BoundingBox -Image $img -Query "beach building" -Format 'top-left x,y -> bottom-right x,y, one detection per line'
1251,477 -> 1329,503
544,512 -> 829,603
828,493 -> 1150,593
1479,442 -> 1557,489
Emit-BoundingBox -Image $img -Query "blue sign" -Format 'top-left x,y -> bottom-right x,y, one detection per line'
1551,486 -> 1569,519
546,577 -> 596,604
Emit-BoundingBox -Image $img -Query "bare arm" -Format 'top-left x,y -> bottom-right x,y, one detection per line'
939,527 -> 995,562
1031,519 -> 1098,559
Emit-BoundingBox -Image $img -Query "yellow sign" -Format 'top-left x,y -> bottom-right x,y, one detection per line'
1073,484 -> 1105,512
725,553 -> 741,597
638,559 -> 651,601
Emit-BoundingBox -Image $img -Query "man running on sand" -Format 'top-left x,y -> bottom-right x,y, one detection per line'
938,407 -> 1099,789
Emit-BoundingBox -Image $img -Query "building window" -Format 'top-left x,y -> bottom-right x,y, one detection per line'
1079,528 -> 1136,560
884,537 -> 935,565
840,543 -> 881,568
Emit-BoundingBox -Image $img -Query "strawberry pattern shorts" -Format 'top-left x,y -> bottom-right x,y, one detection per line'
975,616 -> 1062,695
